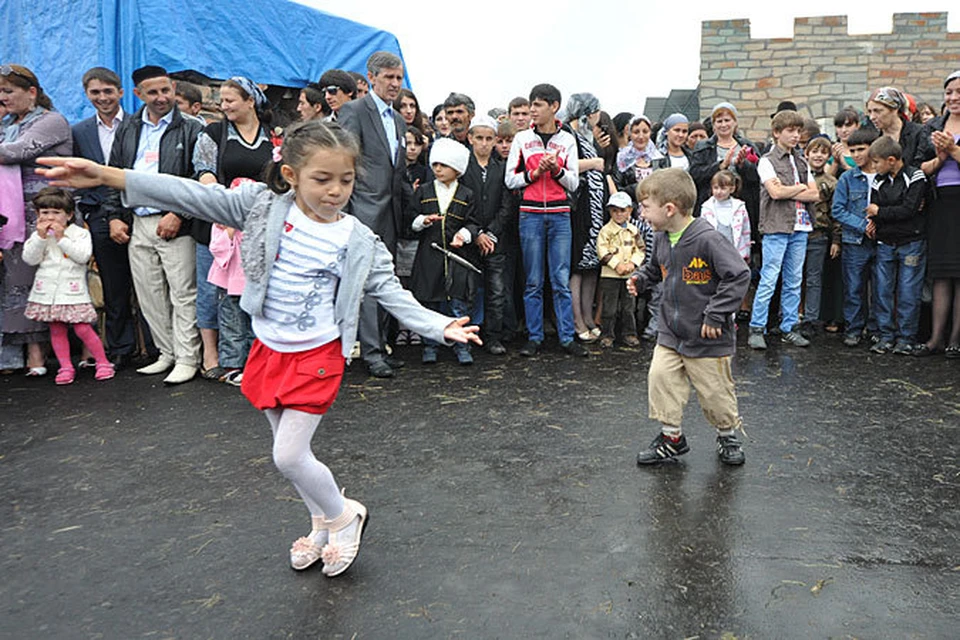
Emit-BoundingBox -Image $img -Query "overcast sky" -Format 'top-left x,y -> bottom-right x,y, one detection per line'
298,1 -> 957,118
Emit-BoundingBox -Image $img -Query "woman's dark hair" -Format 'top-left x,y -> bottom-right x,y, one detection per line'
394,88 -> 429,133
32,186 -> 76,221
1,64 -> 53,110
593,110 -> 619,173
221,78 -> 273,127
264,120 -> 360,194
913,102 -> 937,124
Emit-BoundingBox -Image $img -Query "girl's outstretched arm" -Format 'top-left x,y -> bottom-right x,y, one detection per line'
37,157 -> 126,190
38,157 -> 264,230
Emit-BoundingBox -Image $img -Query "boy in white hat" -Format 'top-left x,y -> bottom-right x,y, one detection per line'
404,138 -> 480,365
596,191 -> 645,347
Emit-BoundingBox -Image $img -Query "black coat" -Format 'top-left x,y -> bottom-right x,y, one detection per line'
404,181 -> 480,303
104,105 -> 202,237
689,134 -> 761,242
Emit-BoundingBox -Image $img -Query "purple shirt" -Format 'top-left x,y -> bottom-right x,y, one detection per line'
936,134 -> 960,187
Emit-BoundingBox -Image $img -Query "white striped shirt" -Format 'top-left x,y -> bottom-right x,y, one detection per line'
252,203 -> 354,352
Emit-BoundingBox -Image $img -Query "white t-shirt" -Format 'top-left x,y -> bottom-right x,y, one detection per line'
758,155 -> 814,232
863,172 -> 876,205
252,203 -> 355,352
669,154 -> 690,171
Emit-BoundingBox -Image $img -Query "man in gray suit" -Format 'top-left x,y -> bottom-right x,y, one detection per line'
339,51 -> 408,378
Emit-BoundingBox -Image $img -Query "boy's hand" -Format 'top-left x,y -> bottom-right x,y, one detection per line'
476,233 -> 495,255
865,219 -> 876,239
443,316 -> 482,346
701,323 -> 722,340
424,214 -> 443,225
865,204 -> 878,218
156,213 -> 181,240
626,275 -> 639,297
830,243 -> 841,259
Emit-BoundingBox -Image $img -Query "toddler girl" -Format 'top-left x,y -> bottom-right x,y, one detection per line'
700,170 -> 751,261
38,120 -> 480,578
22,187 -> 114,384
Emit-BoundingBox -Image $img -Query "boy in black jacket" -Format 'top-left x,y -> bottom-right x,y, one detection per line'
865,136 -> 927,355
628,169 -> 751,465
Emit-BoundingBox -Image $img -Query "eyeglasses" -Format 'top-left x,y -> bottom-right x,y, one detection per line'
323,86 -> 342,95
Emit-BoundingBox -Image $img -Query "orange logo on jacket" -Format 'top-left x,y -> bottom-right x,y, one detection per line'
682,256 -> 712,285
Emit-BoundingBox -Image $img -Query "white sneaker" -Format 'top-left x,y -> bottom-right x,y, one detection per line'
136,355 -> 175,375
163,363 -> 197,385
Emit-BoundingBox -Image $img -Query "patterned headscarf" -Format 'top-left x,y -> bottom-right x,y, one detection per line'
561,93 -> 600,123
617,115 -> 662,171
228,76 -> 268,112
867,87 -> 908,119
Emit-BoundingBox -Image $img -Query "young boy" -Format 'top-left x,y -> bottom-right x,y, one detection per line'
495,120 -> 517,161
802,136 -> 840,330
597,191 -> 645,348
461,114 -> 513,355
405,138 -> 479,365
748,110 -> 820,349
628,169 -> 751,465
504,83 -> 586,358
831,128 -> 879,347
865,136 -> 927,355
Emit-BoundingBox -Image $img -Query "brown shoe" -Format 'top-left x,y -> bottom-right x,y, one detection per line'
623,335 -> 641,347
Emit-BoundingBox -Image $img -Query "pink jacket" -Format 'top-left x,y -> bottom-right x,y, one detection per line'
700,196 -> 751,260
207,225 -> 245,295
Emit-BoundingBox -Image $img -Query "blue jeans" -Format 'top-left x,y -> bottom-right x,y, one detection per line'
218,291 -> 253,368
195,244 -> 218,330
841,241 -> 877,336
874,240 -> 926,344
519,213 -> 576,343
751,232 -> 808,333
803,234 -> 829,322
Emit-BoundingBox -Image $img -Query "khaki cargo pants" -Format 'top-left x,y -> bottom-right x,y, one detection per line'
648,344 -> 740,430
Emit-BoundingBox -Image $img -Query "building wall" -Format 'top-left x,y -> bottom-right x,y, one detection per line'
699,13 -> 960,140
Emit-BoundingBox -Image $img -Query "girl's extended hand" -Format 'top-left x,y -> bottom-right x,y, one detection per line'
443,316 -> 482,346
35,157 -> 107,189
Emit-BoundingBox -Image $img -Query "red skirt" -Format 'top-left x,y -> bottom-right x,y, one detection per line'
241,339 -> 345,415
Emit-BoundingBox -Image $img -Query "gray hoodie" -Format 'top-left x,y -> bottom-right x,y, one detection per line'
632,217 -> 750,358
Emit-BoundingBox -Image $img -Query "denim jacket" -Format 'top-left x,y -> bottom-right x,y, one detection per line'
122,171 -> 452,360
831,166 -> 872,245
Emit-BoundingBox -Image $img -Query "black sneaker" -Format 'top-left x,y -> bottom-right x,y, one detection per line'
870,340 -> 893,355
561,340 -> 589,357
518,340 -> 541,357
842,333 -> 861,348
716,434 -> 745,465
637,433 -> 690,465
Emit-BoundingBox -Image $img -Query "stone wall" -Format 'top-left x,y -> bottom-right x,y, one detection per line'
699,13 -> 960,140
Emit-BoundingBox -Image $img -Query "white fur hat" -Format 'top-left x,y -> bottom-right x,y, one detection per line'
469,114 -> 499,133
429,138 -> 470,176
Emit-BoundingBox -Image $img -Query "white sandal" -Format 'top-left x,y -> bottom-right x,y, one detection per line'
289,515 -> 327,571
320,497 -> 368,577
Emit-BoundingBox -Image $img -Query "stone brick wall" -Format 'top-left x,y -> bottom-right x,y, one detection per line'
699,13 -> 960,140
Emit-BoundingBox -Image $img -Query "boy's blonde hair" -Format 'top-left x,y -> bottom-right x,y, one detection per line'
805,136 -> 832,155
636,168 -> 696,215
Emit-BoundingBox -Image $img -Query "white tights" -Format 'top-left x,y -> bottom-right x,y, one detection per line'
265,408 -> 346,520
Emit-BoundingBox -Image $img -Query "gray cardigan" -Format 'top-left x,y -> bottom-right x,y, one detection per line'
122,171 -> 452,359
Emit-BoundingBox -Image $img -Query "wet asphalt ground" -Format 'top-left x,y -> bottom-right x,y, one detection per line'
1,331 -> 958,639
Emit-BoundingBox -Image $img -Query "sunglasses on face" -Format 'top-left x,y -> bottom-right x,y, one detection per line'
323,86 -> 342,95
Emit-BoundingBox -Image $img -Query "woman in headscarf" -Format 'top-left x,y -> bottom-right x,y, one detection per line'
653,113 -> 692,171
0,64 -> 72,374
866,87 -> 935,168
192,76 -> 275,382
562,92 -> 606,342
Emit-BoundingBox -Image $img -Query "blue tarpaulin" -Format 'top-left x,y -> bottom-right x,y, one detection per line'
1,0 -> 406,122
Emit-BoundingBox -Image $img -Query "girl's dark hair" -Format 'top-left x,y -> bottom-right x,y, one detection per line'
833,107 -> 860,128
1,64 -> 53,110
32,186 -> 76,220
264,120 -> 360,194
710,169 -> 741,195
221,78 -> 273,127
913,102 -> 936,123
405,125 -> 427,165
